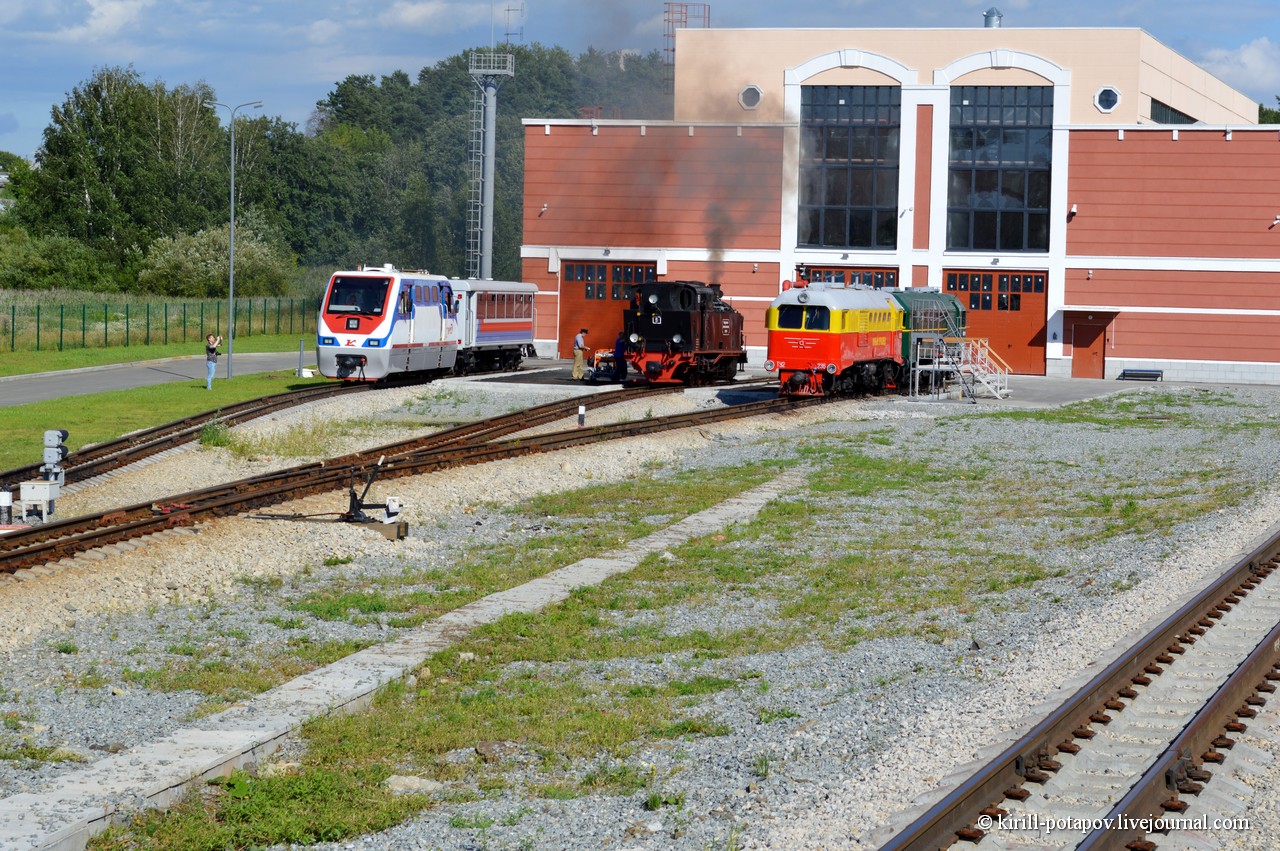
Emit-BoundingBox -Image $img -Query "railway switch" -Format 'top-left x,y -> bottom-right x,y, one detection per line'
340,458 -> 409,540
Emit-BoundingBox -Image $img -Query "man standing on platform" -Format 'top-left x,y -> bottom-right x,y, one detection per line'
571,328 -> 588,380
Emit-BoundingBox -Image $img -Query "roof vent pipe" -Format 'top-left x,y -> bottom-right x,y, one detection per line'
983,6 -> 1003,27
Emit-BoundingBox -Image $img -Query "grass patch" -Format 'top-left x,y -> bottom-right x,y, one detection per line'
89,767 -> 425,850
0,370 -> 332,470
225,417 -> 384,460
198,419 -> 231,447
119,638 -> 373,708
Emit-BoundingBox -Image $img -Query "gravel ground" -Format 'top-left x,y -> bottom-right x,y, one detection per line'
2,377 -> 1280,850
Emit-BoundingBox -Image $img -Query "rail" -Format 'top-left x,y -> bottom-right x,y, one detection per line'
877,527 -> 1280,851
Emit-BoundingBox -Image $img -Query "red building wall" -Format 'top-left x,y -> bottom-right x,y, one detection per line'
1066,130 -> 1280,259
1066,269 -> 1280,363
523,124 -> 784,249
523,124 -> 785,355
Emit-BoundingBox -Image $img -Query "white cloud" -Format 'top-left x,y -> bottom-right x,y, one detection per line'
47,0 -> 155,43
377,1 -> 489,33
1199,37 -> 1280,106
306,19 -> 345,45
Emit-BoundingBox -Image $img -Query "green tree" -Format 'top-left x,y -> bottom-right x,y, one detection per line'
12,67 -> 229,286
8,44 -> 672,291
1261,97 -> 1280,124
0,223 -> 116,291
137,209 -> 292,297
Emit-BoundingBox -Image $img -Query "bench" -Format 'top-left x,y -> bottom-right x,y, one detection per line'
1117,369 -> 1163,381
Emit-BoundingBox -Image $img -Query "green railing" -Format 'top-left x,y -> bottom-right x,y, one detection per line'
0,297 -> 317,352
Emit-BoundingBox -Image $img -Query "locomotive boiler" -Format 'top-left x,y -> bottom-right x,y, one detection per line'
622,280 -> 747,385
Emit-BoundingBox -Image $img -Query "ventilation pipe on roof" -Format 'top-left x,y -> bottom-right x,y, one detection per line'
984,7 -> 1003,27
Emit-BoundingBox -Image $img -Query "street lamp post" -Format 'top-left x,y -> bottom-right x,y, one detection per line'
206,99 -> 262,379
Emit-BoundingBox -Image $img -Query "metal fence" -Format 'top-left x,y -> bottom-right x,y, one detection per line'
0,297 -> 317,352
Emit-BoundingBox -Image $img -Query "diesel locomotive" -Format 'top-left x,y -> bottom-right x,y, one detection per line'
764,281 -> 967,396
317,265 -> 537,381
622,280 -> 747,385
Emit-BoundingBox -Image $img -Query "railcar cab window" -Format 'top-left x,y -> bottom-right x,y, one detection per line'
777,305 -> 831,330
327,277 -> 389,314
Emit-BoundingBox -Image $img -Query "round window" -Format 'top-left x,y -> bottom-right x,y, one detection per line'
738,85 -> 763,110
1094,86 -> 1120,114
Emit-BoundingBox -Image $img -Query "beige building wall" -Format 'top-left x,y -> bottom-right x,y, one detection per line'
674,28 -> 1257,126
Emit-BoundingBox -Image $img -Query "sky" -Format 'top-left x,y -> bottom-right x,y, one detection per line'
2,0 -> 1279,160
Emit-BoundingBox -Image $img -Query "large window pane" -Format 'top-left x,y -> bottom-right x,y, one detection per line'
973,211 -> 998,249
799,85 -> 900,250
874,169 -> 898,206
949,170 -> 972,207
999,212 -> 1024,250
947,86 -> 1053,252
850,173 -> 873,206
822,208 -> 848,246
824,169 -> 849,206
848,209 -> 873,246
1000,171 -> 1025,208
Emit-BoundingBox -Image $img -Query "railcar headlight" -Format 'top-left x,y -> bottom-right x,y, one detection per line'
648,294 -> 659,305
672,334 -> 683,344
826,363 -> 837,374
763,360 -> 776,372
320,337 -> 337,345
629,333 -> 639,343
798,293 -> 809,303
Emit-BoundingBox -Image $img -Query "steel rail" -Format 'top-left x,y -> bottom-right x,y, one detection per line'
0,384 -> 682,559
1077,559 -> 1280,851
877,528 -> 1280,851
0,384 -> 722,570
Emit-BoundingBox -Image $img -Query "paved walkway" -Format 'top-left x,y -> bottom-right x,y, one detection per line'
0,352 -> 315,408
0,469 -> 808,851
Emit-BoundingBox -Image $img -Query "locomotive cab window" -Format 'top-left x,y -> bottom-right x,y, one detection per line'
805,307 -> 830,330
777,305 -> 805,329
326,277 -> 389,315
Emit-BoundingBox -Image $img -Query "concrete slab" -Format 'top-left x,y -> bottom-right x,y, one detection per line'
0,468 -> 806,851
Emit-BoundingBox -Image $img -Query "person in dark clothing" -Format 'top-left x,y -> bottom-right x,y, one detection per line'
612,331 -> 628,383
204,333 -> 223,390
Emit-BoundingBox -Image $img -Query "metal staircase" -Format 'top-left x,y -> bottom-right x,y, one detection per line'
906,306 -> 1010,401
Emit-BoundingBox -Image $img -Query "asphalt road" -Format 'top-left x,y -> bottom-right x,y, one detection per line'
0,352 -> 314,407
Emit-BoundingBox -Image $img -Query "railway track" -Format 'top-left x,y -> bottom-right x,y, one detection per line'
0,381 -> 375,490
879,531 -> 1280,851
0,385 -> 811,574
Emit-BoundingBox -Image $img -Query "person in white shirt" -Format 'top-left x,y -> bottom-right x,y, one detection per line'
571,328 -> 588,380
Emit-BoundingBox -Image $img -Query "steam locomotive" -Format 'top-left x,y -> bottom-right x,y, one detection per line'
622,280 -> 747,385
